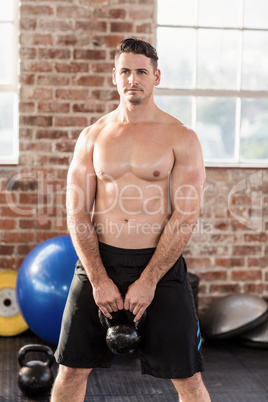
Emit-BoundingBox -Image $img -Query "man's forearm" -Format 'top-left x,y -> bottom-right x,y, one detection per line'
139,213 -> 197,285
123,213 -> 197,322
68,212 -> 124,318
67,213 -> 109,286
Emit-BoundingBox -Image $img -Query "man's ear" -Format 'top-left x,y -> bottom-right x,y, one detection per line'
154,69 -> 161,87
112,68 -> 117,85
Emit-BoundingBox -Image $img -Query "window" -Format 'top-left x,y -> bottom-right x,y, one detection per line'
155,0 -> 268,166
0,0 -> 19,164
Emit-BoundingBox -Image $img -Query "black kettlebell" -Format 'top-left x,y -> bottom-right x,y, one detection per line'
17,344 -> 55,398
98,309 -> 146,354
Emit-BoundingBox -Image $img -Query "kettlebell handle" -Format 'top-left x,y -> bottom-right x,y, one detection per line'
99,309 -> 146,330
18,344 -> 54,368
100,313 -> 112,329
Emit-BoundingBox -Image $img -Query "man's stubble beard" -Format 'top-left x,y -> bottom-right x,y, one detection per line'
129,97 -> 143,105
127,91 -> 146,105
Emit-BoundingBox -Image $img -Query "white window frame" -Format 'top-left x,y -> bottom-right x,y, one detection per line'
0,0 -> 19,165
154,0 -> 268,168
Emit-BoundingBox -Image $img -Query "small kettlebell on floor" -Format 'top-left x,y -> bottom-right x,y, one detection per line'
17,344 -> 55,398
98,309 -> 146,354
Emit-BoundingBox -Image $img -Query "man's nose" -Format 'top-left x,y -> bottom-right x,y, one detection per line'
128,73 -> 138,85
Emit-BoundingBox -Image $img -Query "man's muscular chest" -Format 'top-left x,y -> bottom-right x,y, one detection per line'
93,124 -> 174,182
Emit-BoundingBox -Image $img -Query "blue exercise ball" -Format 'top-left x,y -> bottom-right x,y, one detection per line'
16,235 -> 78,345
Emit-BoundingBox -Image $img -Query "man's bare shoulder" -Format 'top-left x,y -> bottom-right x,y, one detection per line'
74,118 -> 107,152
156,110 -> 203,167
157,111 -> 205,185
79,111 -> 117,141
70,114 -> 116,170
157,109 -> 198,144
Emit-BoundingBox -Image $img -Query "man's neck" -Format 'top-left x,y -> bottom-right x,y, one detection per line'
115,100 -> 159,124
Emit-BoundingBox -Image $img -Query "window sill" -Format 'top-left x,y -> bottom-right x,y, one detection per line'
0,157 -> 19,166
205,162 -> 268,169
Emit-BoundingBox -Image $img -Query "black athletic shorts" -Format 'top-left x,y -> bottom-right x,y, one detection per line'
54,242 -> 205,379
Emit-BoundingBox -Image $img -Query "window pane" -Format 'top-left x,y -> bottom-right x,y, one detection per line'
0,92 -> 17,158
155,95 -> 192,126
157,0 -> 197,26
244,0 -> 268,29
0,0 -> 14,21
197,29 -> 240,89
240,99 -> 268,161
199,0 -> 241,27
242,31 -> 268,90
0,23 -> 14,84
157,27 -> 196,89
196,97 -> 236,160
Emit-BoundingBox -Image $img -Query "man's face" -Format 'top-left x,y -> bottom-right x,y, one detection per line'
113,52 -> 161,105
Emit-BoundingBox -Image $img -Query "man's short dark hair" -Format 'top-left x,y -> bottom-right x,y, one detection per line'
115,37 -> 159,70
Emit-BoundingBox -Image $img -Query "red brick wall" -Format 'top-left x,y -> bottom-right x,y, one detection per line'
187,168 -> 268,311
0,0 -> 267,313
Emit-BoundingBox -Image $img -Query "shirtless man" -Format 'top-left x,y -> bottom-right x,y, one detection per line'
51,38 -> 211,402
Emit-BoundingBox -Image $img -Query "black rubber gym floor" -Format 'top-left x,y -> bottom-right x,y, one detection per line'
0,330 -> 268,401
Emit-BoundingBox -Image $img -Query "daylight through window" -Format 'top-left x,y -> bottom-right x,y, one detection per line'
0,0 -> 19,164
155,0 -> 268,166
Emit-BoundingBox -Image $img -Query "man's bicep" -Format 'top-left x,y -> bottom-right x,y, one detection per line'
66,131 -> 97,215
170,169 -> 203,220
170,135 -> 205,217
67,166 -> 96,216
